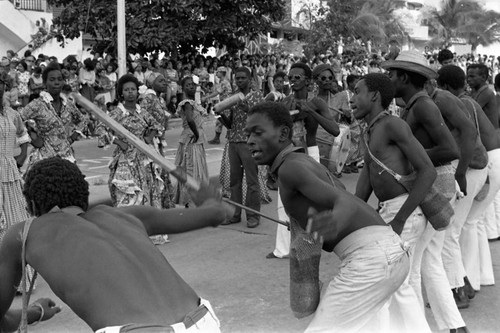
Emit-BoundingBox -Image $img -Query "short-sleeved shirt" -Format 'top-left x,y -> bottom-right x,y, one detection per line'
228,90 -> 263,143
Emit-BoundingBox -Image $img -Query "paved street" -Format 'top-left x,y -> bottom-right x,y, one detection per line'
12,117 -> 500,332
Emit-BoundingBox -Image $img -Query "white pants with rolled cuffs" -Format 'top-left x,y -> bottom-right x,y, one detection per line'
442,161 -> 488,289
378,194 -> 431,333
459,149 -> 500,290
408,164 -> 465,330
272,146 -> 320,258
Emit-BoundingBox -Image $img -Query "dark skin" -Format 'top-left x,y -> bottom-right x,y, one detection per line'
467,68 -> 499,128
352,79 -> 436,235
245,112 -> 386,250
0,181 -> 232,331
114,81 -> 158,150
287,67 -> 340,146
180,78 -> 200,143
387,69 -> 460,184
439,82 -> 500,152
426,87 -> 476,195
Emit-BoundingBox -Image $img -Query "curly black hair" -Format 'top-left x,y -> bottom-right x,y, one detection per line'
23,157 -> 89,216
437,65 -> 466,90
361,73 -> 395,110
248,102 -> 293,139
116,74 -> 140,101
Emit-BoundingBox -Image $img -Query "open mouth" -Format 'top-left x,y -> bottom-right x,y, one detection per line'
251,150 -> 263,159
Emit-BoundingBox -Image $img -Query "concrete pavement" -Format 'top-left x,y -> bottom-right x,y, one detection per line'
15,148 -> 500,332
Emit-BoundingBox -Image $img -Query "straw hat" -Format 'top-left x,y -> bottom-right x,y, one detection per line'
381,50 -> 437,79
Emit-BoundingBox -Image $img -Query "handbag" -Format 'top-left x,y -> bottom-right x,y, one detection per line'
464,98 -> 488,169
365,141 -> 453,231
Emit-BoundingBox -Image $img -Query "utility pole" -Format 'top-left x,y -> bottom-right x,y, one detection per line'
117,0 -> 126,77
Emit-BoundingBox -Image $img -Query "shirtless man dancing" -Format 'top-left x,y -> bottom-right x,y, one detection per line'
246,101 -> 410,332
0,157 -> 231,332
353,73 -> 433,332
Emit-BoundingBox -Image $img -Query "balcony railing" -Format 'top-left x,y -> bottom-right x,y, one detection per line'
9,0 -> 46,12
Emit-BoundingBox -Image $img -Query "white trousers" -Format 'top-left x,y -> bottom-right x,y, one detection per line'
378,194 -> 431,333
484,191 -> 500,239
485,191 -> 500,239
407,164 -> 465,330
271,146 -> 320,258
460,149 -> 500,290
442,162 -> 488,289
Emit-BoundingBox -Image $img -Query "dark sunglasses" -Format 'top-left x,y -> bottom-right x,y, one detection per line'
290,75 -> 304,81
318,75 -> 334,82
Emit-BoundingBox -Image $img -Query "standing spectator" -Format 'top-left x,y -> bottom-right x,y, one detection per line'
28,66 -> 44,100
219,67 -> 263,228
16,60 -> 30,106
66,64 -> 80,93
79,58 -> 96,102
174,76 -> 209,206
104,63 -> 117,102
20,62 -> 86,173
0,71 -> 30,241
140,72 -> 175,209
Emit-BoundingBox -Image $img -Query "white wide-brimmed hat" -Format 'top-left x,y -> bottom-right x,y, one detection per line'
381,50 -> 437,79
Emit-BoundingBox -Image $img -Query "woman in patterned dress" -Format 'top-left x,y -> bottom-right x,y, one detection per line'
140,72 -> 175,209
0,72 -> 30,241
99,74 -> 168,244
20,62 -> 86,173
17,60 -> 31,106
173,76 -> 209,206
0,72 -> 36,290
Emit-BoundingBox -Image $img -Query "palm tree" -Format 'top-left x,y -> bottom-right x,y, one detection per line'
425,0 -> 500,51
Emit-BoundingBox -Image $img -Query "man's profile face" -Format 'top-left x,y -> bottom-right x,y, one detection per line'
351,80 -> 374,120
467,68 -> 484,89
245,113 -> 283,166
387,69 -> 403,98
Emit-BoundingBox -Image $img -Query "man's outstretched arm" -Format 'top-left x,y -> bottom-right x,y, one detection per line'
0,225 -> 60,332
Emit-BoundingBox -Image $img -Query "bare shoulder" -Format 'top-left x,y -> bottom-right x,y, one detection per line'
0,222 -> 24,254
278,153 -> 313,181
413,97 -> 442,121
384,116 -> 412,138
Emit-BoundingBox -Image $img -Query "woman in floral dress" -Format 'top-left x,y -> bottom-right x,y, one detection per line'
0,72 -> 30,241
0,72 -> 36,290
17,60 -> 31,106
20,62 -> 86,173
100,74 -> 168,244
174,76 -> 209,206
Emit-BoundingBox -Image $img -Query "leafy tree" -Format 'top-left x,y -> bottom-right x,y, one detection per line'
48,0 -> 286,56
425,0 -> 500,51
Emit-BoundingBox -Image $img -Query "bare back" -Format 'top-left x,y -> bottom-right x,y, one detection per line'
277,152 -> 386,249
25,205 -> 199,330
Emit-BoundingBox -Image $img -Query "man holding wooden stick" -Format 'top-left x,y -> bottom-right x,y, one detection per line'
0,157 -> 233,332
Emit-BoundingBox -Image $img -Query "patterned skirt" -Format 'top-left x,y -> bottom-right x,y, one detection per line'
109,155 -> 169,245
173,142 -> 209,206
0,179 -> 29,240
219,141 -> 272,204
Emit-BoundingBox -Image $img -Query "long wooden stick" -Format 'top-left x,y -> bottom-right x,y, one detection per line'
223,198 -> 289,227
73,93 -> 289,227
73,93 -> 200,190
